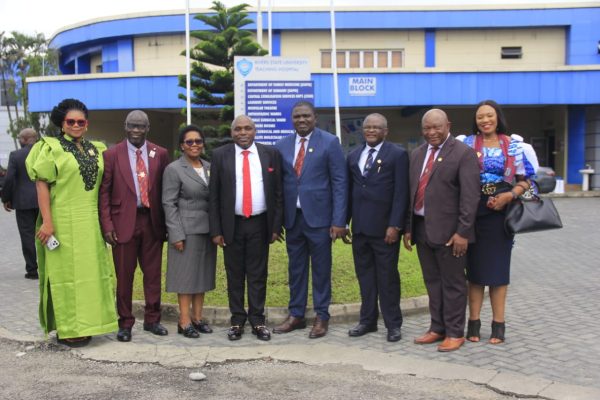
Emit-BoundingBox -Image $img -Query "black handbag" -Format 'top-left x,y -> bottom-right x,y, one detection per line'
505,194 -> 563,234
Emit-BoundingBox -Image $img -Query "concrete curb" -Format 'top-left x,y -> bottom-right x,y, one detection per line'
133,295 -> 431,326
67,338 -> 600,400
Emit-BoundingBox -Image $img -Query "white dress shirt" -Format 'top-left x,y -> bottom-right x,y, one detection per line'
234,143 -> 266,216
127,140 -> 149,208
358,141 -> 384,175
294,132 -> 313,208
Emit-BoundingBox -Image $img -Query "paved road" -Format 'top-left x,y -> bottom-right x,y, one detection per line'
1,197 -> 599,394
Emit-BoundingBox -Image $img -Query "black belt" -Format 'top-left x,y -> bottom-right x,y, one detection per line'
235,212 -> 266,220
481,182 -> 512,195
137,207 -> 150,214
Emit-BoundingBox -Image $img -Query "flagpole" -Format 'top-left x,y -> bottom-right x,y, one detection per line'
330,0 -> 341,142
257,0 -> 263,48
268,0 -> 273,54
185,0 -> 191,125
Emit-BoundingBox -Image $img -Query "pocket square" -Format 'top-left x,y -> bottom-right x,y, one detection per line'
268,167 -> 274,172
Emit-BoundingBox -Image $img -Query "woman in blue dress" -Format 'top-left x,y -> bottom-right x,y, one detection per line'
458,100 -> 536,344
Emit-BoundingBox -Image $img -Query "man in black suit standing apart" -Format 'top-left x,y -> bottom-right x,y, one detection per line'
403,109 -> 480,352
2,128 -> 39,279
346,113 -> 409,342
209,115 -> 283,341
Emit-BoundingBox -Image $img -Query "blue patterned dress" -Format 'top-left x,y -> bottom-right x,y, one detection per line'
459,135 -> 530,286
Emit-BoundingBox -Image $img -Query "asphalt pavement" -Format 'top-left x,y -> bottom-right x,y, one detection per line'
1,195 -> 599,399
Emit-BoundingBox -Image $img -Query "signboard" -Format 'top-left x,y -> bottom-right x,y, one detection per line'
349,77 -> 376,96
235,56 -> 313,144
246,81 -> 314,145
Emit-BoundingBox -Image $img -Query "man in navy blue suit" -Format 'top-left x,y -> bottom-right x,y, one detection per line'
346,113 -> 409,342
273,101 -> 348,339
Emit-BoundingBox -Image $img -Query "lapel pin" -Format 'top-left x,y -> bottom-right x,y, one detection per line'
308,148 -> 314,153
437,157 -> 443,162
377,159 -> 382,164
88,149 -> 95,156
477,151 -> 482,158
149,150 -> 156,158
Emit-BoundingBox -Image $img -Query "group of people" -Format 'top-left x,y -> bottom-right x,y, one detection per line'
5,97 -> 535,351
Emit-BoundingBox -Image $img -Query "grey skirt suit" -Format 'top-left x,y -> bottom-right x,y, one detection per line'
162,156 -> 216,293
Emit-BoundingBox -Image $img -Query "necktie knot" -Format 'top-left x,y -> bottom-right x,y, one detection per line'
242,150 -> 250,157
136,149 -> 142,156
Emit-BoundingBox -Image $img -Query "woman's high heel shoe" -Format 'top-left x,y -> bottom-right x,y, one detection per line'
466,319 -> 481,342
489,321 -> 505,344
178,324 -> 200,338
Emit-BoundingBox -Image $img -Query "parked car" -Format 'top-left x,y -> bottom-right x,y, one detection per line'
533,166 -> 557,193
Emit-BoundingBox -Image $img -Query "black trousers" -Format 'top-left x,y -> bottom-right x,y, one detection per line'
413,216 -> 467,338
352,233 -> 402,329
223,214 -> 269,327
16,208 -> 38,275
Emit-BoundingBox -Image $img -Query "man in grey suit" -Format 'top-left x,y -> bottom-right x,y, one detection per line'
403,109 -> 480,352
2,128 -> 39,279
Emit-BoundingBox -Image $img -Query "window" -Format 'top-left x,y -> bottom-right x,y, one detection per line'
320,49 -> 404,69
501,46 -> 523,59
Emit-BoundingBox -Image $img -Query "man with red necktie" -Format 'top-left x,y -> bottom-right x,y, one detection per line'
209,115 -> 283,341
99,110 -> 170,343
403,109 -> 480,352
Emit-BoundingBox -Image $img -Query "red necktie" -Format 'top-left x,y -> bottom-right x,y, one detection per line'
414,146 -> 439,212
242,150 -> 252,218
136,149 -> 150,208
294,138 -> 307,177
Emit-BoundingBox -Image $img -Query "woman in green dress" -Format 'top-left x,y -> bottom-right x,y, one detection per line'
26,98 -> 118,346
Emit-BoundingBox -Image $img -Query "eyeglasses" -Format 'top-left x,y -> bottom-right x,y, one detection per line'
184,139 -> 204,146
65,119 -> 87,127
363,125 -> 385,131
125,123 -> 149,131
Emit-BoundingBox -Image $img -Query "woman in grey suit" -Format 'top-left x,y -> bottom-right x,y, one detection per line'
162,125 -> 216,338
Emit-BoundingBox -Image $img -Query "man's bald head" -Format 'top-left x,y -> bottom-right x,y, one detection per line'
124,110 -> 150,148
421,108 -> 451,147
18,128 -> 38,146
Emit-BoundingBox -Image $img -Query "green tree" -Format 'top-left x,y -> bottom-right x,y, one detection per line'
179,1 -> 267,152
0,31 -> 58,147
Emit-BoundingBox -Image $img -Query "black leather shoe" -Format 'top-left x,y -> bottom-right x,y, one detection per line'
252,325 -> 271,341
387,327 -> 402,342
117,328 -> 132,342
227,325 -> 244,341
143,322 -> 168,336
24,272 -> 39,280
348,323 -> 378,337
192,320 -> 213,334
178,324 -> 200,338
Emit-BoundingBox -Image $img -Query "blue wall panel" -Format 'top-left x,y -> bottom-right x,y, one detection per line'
424,29 -> 435,68
117,39 -> 134,72
567,105 -> 586,184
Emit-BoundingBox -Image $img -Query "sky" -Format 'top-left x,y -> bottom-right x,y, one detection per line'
0,0 -> 596,38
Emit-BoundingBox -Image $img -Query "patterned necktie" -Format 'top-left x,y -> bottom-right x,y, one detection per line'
135,149 -> 150,208
242,150 -> 252,218
414,146 -> 439,211
363,148 -> 376,177
294,138 -> 307,177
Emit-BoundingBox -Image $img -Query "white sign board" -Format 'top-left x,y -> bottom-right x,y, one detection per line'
234,57 -> 311,117
349,77 -> 376,96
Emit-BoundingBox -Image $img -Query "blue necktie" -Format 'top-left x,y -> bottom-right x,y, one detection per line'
363,148 -> 376,177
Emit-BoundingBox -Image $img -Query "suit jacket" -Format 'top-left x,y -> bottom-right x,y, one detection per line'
347,141 -> 409,237
405,135 -> 480,245
99,140 -> 169,243
208,142 -> 283,245
274,128 -> 347,229
1,144 -> 38,210
162,156 -> 211,244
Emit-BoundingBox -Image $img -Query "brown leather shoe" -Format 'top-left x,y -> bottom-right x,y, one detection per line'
308,317 -> 329,339
272,315 -> 307,334
414,331 -> 445,344
437,337 -> 465,352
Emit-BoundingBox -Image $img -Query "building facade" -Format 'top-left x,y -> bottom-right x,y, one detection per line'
28,3 -> 600,188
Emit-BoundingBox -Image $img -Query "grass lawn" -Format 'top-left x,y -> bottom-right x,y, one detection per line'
133,240 -> 426,307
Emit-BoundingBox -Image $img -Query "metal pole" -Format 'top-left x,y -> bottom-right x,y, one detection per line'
185,0 -> 191,125
257,0 -> 263,49
268,0 -> 273,54
330,0 -> 341,142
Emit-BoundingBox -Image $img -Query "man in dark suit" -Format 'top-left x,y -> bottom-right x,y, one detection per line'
403,109 -> 480,352
273,101 -> 347,339
209,115 -> 283,341
99,110 -> 170,342
1,128 -> 39,279
346,113 -> 409,342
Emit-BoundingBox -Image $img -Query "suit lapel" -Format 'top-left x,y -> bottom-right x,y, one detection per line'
146,141 -> 159,192
429,136 -> 455,180
257,144 -> 270,198
299,129 -> 320,178
179,156 -> 206,187
225,144 -> 236,194
117,141 -> 136,195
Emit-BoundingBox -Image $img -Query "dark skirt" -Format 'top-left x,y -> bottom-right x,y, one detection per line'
466,195 -> 514,286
